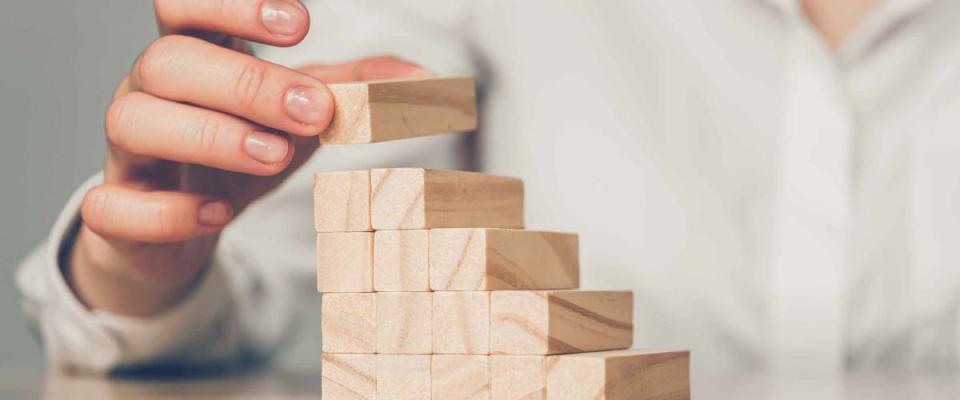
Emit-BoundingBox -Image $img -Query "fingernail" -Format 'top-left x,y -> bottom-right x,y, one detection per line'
261,0 -> 305,37
244,131 -> 289,164
198,201 -> 232,227
285,86 -> 330,125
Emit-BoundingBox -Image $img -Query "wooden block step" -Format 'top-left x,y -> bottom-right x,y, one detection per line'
430,228 -> 579,291
316,232 -> 373,293
322,353 -> 376,399
370,168 -> 524,230
545,349 -> 690,400
313,170 -> 371,233
490,355 -> 547,399
377,292 -> 432,354
432,292 -> 490,354
490,290 -> 633,355
377,354 -> 431,399
321,293 -> 376,354
321,76 -> 477,144
374,230 -> 430,291
431,355 -> 490,400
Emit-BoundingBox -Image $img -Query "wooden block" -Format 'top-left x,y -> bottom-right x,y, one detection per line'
490,290 -> 633,355
321,293 -> 376,353
374,230 -> 430,291
545,349 -> 690,400
370,168 -> 524,230
377,354 -> 431,400
377,292 -> 432,354
432,292 -> 490,354
316,232 -> 373,293
313,170 -> 371,232
490,355 -> 546,400
321,76 -> 477,144
430,229 -> 579,291
322,353 -> 376,399
431,355 -> 490,400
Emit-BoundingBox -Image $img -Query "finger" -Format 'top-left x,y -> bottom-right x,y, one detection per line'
154,0 -> 309,46
81,184 -> 233,243
298,55 -> 436,83
131,35 -> 333,137
106,91 -> 293,177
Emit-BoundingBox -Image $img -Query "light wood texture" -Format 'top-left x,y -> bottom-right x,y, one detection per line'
313,170 -> 371,232
545,349 -> 690,400
321,293 -> 376,353
320,77 -> 477,144
490,290 -> 633,355
377,292 -> 432,354
322,353 -> 376,399
316,232 -> 373,293
431,355 -> 490,400
370,168 -> 524,230
374,230 -> 430,291
429,229 -> 579,291
377,354 -> 431,400
432,292 -> 490,354
490,355 -> 546,400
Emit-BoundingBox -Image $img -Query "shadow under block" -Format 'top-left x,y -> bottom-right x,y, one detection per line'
431,355 -> 490,400
374,230 -> 430,291
320,76 -> 477,144
313,170 -> 371,232
377,292 -> 432,354
432,292 -> 490,354
370,168 -> 524,230
377,354 -> 431,400
491,355 -> 546,400
429,229 -> 579,291
490,291 -> 633,355
545,349 -> 690,400
321,293 -> 376,353
322,353 -> 376,399
316,232 -> 373,293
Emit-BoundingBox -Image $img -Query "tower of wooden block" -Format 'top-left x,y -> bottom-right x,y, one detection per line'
315,76 -> 690,399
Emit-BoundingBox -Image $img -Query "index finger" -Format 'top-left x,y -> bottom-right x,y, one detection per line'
154,0 -> 309,46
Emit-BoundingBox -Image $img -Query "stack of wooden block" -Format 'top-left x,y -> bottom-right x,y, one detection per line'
314,77 -> 690,399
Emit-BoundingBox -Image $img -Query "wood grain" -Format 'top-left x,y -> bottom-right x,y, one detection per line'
377,292 -> 432,354
313,170 -> 371,232
321,293 -> 376,353
377,354 -> 431,400
320,77 -> 477,144
432,292 -> 490,354
429,229 -> 579,291
370,168 -> 524,230
490,290 -> 633,355
316,232 -> 373,293
374,230 -> 430,291
431,355 -> 490,400
322,353 -> 376,399
490,355 -> 546,400
545,349 -> 690,400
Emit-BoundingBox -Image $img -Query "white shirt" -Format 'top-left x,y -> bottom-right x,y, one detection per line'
16,0 -> 960,375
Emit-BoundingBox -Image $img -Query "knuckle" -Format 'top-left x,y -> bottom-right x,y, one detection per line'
188,113 -> 223,154
152,202 -> 179,239
104,94 -> 135,148
137,35 -> 187,89
80,186 -> 115,233
232,60 -> 268,110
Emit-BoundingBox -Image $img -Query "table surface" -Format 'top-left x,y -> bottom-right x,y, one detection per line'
2,366 -> 960,399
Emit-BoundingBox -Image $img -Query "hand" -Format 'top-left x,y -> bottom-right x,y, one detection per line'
68,0 -> 431,316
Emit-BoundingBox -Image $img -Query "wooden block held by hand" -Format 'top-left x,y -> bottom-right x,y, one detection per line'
490,290 -> 633,355
374,230 -> 430,291
430,229 -> 579,291
545,349 -> 690,400
491,355 -> 546,400
432,292 -> 490,354
431,355 -> 490,400
313,170 -> 371,232
321,76 -> 477,144
322,353 -> 376,399
321,293 -> 376,353
377,292 -> 432,354
377,354 -> 431,399
316,232 -> 373,293
370,168 -> 524,230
